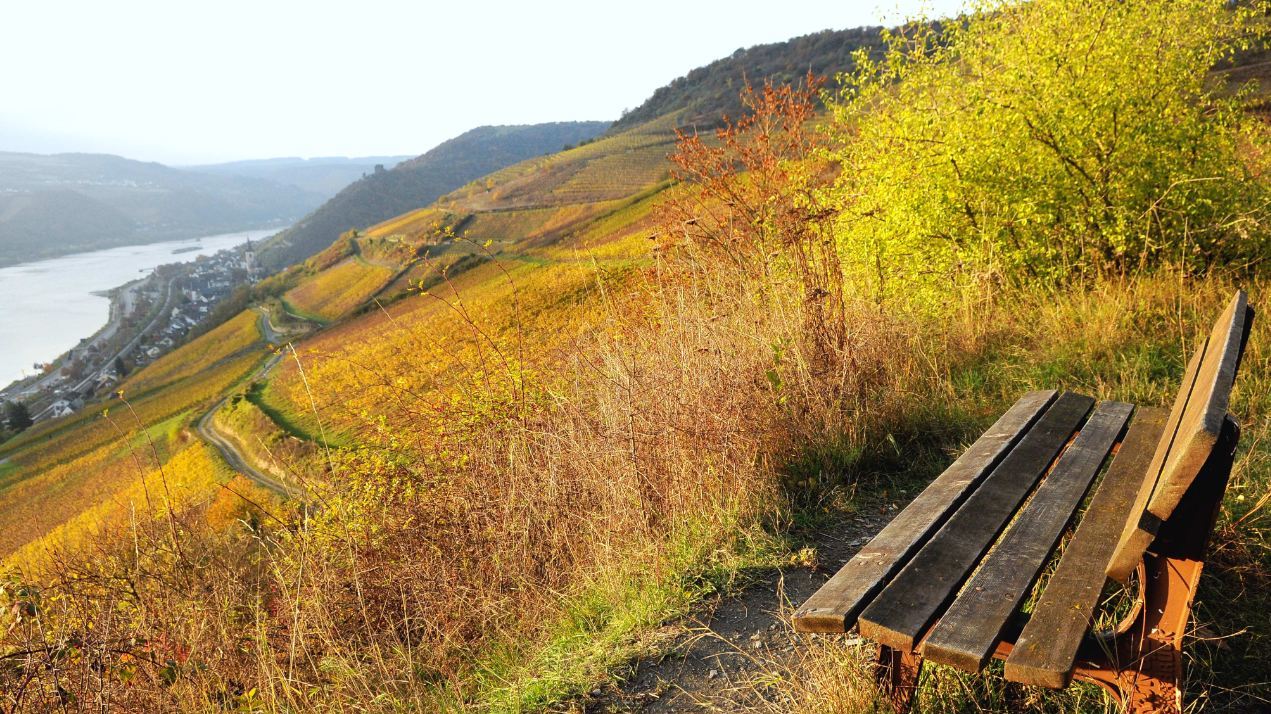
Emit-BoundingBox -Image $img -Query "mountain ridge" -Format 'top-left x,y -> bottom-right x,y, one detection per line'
613,26 -> 886,129
189,155 -> 414,197
0,151 -> 318,266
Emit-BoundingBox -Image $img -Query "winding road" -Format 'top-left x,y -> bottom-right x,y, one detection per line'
195,363 -> 292,496
194,306 -> 299,497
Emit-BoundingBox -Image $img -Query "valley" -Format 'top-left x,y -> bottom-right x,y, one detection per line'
1,6 -> 1270,713
0,229 -> 273,399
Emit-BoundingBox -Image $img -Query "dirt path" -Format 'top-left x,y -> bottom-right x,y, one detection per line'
255,306 -> 284,344
195,351 -> 294,496
583,510 -> 893,713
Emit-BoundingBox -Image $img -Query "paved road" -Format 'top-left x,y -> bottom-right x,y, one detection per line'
32,279 -> 176,421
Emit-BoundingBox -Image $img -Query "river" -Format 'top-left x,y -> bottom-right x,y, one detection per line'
0,229 -> 278,388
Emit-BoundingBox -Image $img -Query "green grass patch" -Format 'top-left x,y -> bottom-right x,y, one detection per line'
0,460 -> 19,491
457,517 -> 790,712
244,380 -> 347,448
279,296 -> 330,326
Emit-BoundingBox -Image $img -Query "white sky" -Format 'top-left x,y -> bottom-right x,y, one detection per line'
1,1 -> 967,165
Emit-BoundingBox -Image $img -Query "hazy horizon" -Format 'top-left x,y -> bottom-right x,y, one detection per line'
3,0 -> 966,165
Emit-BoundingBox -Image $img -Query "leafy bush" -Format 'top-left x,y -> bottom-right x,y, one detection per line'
826,0 -> 1270,302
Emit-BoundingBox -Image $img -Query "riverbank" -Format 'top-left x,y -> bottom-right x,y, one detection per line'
0,228 -> 279,422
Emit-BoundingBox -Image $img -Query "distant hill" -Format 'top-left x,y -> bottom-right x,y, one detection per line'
254,25 -> 907,319
256,30 -> 893,273
0,152 -> 319,266
257,122 -> 610,269
0,190 -> 136,260
189,156 -> 413,198
613,27 -> 886,130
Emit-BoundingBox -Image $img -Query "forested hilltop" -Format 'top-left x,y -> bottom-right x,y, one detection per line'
613,26 -> 887,129
1,2 -> 1270,712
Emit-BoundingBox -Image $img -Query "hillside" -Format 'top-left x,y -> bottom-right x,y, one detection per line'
256,122 -> 610,269
2,5 -> 1270,713
613,26 -> 886,129
0,152 -> 318,266
256,28 -> 897,272
188,155 -> 413,197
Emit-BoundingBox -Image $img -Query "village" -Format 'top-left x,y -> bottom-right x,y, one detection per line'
0,241 -> 259,423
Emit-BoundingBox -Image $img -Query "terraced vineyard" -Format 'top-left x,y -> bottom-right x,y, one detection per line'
444,115 -> 679,212
123,309 -> 265,394
261,192 -> 659,442
4,441 -> 232,569
362,206 -> 448,241
0,315 -> 274,558
0,87 -> 690,713
282,256 -> 397,322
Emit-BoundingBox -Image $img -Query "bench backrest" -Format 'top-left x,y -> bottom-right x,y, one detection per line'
1106,290 -> 1254,581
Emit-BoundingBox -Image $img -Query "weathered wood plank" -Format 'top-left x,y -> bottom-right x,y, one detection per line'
857,392 -> 1094,651
921,401 -> 1133,673
1108,291 -> 1253,581
1005,408 -> 1168,688
792,390 -> 1058,633
1148,293 -> 1252,519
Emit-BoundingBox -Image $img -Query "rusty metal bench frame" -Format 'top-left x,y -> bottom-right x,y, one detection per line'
793,292 -> 1254,713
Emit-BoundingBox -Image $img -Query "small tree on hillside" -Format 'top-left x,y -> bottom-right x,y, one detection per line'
3,401 -> 32,433
664,74 -> 846,359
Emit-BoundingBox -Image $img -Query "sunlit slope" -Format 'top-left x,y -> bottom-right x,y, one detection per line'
255,186 -> 665,447
260,114 -> 678,328
0,108 -> 678,567
259,122 -> 611,269
442,113 -> 679,212
0,308 -> 271,558
283,257 -> 396,322
357,114 -> 678,242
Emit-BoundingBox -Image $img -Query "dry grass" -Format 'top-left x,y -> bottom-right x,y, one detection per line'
756,274 -> 1271,714
0,153 -> 928,712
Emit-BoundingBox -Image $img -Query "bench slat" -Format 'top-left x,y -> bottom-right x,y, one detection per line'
792,390 -> 1058,633
857,392 -> 1094,651
1151,293 -> 1251,518
1108,291 -> 1253,581
922,401 -> 1133,673
1004,407 -> 1167,689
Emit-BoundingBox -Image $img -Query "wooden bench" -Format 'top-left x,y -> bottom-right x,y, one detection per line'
793,291 -> 1254,713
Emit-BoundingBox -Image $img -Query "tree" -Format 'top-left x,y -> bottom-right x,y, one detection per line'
113,356 -> 129,377
825,0 -> 1269,305
3,401 -> 32,433
665,75 -> 845,355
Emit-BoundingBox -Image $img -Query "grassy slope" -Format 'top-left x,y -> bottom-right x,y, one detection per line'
0,110 -> 678,635
228,60 -> 1271,713
233,112 -> 679,444
258,223 -> 1271,711
252,115 -> 676,442
0,309 -> 270,560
